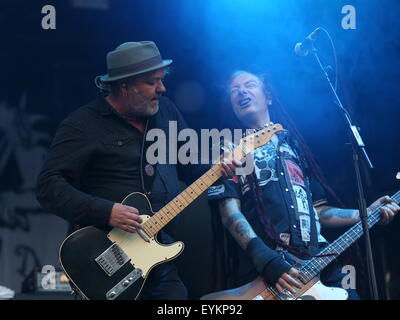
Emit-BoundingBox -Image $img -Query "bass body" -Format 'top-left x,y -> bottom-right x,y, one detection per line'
201,252 -> 349,300
202,276 -> 348,300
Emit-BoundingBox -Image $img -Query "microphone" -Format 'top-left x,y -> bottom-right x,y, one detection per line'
294,28 -> 322,56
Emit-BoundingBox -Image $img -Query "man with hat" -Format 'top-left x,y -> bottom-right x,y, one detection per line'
36,41 -> 219,299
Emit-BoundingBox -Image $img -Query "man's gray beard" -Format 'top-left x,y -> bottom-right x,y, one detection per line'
123,102 -> 159,120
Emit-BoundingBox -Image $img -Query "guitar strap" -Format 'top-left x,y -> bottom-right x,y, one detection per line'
140,117 -> 170,210
140,118 -> 157,197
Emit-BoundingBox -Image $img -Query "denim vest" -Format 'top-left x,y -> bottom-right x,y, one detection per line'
273,131 -> 319,255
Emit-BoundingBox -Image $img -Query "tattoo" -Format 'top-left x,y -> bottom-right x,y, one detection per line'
318,206 -> 359,227
219,198 -> 256,249
320,207 -> 357,220
225,213 -> 242,230
235,220 -> 256,239
223,211 -> 257,249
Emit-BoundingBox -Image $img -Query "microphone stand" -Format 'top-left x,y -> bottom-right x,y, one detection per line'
310,45 -> 379,300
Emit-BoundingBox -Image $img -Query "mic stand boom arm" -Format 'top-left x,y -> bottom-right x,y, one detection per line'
311,45 -> 379,300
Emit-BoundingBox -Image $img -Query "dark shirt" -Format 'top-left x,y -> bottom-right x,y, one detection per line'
36,94 -> 204,240
208,130 -> 328,284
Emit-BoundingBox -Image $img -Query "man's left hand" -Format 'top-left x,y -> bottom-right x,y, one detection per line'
220,152 -> 242,177
368,196 -> 400,225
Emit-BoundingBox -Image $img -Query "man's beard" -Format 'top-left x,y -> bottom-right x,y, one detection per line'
126,100 -> 159,119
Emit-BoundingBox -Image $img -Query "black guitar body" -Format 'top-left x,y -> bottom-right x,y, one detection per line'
59,192 -> 155,300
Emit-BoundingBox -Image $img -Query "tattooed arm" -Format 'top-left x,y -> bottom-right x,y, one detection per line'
218,198 -> 302,293
316,196 -> 399,228
316,205 -> 359,228
218,198 -> 257,250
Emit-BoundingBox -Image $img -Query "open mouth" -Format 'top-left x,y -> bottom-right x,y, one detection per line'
238,98 -> 252,109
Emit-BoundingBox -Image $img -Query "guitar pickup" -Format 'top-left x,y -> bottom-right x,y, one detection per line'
95,243 -> 130,277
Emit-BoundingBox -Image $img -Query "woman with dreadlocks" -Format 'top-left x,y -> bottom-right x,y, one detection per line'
206,70 -> 398,300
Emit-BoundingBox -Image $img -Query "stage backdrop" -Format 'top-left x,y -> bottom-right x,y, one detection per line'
0,93 -> 69,294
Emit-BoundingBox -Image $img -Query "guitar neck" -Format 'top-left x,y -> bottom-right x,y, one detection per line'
300,190 -> 400,282
141,123 -> 284,238
141,147 -> 246,237
141,164 -> 223,237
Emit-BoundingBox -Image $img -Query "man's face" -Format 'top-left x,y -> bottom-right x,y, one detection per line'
229,72 -> 270,122
124,68 -> 166,118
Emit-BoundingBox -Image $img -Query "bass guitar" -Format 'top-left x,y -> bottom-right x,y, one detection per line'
201,190 -> 400,300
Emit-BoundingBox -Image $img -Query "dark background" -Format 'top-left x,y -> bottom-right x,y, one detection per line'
0,0 -> 399,299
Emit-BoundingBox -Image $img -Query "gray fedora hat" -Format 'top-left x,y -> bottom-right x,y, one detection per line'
96,41 -> 172,83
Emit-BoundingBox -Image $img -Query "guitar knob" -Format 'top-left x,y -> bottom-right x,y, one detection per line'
123,280 -> 130,287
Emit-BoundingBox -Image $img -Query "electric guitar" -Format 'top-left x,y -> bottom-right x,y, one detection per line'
201,190 -> 400,300
59,123 -> 284,300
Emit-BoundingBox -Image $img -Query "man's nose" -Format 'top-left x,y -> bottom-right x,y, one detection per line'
157,80 -> 166,93
238,86 -> 248,96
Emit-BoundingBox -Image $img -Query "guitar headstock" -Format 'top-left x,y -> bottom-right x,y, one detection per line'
237,123 -> 284,156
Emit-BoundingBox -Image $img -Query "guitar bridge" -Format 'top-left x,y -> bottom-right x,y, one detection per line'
95,243 -> 130,276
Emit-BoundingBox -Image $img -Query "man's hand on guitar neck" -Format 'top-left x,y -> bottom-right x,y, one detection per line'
220,155 -> 242,177
368,196 -> 399,225
109,203 -> 143,233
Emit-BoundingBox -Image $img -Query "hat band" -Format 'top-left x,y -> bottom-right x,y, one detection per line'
108,55 -> 164,78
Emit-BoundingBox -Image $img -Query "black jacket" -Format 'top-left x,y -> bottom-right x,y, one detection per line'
36,94 -> 205,238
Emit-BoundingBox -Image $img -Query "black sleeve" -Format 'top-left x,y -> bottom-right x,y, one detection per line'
36,121 -> 114,226
207,176 -> 242,201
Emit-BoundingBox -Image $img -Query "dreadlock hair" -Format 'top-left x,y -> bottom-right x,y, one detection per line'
210,70 -> 345,291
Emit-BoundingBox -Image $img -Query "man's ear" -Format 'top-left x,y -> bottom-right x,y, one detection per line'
120,83 -> 128,97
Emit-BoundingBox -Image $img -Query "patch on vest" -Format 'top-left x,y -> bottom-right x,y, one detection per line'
299,215 -> 311,242
285,159 -> 305,187
207,184 -> 225,197
293,185 -> 310,214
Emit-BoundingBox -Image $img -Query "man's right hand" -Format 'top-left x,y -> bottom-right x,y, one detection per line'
275,267 -> 303,295
109,203 -> 143,233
